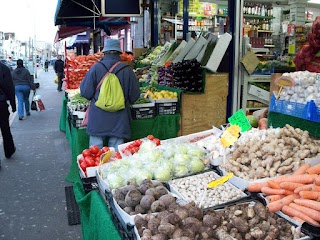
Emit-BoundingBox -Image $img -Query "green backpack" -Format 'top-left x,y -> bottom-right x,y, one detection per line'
95,61 -> 125,112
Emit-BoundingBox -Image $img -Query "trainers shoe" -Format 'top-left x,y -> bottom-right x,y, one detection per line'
19,117 -> 23,120
27,113 -> 31,116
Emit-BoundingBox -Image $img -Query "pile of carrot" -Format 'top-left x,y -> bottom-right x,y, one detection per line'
247,163 -> 320,226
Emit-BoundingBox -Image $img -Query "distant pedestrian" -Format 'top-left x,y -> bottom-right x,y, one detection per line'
11,59 -> 35,120
54,55 -> 65,92
0,62 -> 16,160
44,60 -> 49,72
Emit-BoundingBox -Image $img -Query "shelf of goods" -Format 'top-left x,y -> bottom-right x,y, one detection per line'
71,122 -> 320,240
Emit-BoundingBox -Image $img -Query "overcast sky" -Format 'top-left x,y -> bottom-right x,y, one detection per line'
0,0 -> 58,43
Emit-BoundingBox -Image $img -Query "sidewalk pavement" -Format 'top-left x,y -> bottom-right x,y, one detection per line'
0,66 -> 82,239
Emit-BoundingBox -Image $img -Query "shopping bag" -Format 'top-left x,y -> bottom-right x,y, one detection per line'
31,91 -> 38,111
31,100 -> 37,111
34,94 -> 45,111
54,75 -> 58,84
81,105 -> 90,127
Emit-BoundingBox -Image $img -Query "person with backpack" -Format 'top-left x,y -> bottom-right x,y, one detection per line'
80,39 -> 140,151
0,62 -> 16,162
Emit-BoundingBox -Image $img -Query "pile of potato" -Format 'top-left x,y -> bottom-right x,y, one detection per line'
113,179 -> 176,215
223,125 -> 320,181
135,201 -> 299,240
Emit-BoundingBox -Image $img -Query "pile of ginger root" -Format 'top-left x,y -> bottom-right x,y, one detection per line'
135,201 -> 298,240
223,124 -> 320,180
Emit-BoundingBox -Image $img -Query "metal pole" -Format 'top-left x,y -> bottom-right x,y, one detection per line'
153,0 -> 159,46
182,0 -> 189,40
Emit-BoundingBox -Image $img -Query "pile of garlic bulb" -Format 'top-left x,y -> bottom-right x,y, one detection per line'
279,71 -> 320,106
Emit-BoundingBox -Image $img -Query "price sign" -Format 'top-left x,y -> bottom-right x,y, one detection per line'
228,109 -> 251,132
207,173 -> 233,188
275,76 -> 294,99
220,124 -> 241,148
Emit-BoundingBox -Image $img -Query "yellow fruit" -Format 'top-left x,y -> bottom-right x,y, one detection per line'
101,151 -> 111,164
173,92 -> 178,97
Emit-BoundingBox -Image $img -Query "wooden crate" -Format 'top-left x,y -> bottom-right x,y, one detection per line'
180,73 -> 229,135
133,48 -> 148,58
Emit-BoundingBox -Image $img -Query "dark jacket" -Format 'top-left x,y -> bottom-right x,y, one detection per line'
0,62 -> 16,111
80,54 -> 140,139
12,67 -> 35,90
54,59 -> 64,73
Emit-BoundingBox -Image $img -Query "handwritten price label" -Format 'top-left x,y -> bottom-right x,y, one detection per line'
207,173 -> 233,188
220,124 -> 241,148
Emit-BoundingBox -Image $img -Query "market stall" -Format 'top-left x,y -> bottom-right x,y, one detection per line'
69,122 -> 320,240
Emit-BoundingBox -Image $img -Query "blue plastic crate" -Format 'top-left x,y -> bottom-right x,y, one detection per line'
269,95 -> 320,123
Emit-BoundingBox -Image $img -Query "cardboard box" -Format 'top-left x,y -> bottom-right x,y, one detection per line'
248,84 -> 270,102
133,48 -> 148,58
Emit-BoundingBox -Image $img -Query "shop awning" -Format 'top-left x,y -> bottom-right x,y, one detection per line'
54,26 -> 91,42
64,17 -> 133,35
66,31 -> 91,49
54,0 -> 101,26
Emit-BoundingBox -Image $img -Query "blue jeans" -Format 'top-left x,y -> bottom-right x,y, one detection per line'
89,136 -> 124,151
15,85 -> 31,118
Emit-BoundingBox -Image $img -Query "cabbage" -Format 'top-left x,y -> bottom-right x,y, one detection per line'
135,170 -> 153,184
154,167 -> 171,181
188,147 -> 205,157
139,141 -> 156,153
176,144 -> 189,154
107,174 -> 124,189
162,160 -> 174,171
189,159 -> 205,173
174,165 -> 189,177
174,153 -> 190,165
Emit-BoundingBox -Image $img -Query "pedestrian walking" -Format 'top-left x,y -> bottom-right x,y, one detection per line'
80,39 -> 140,151
54,55 -> 65,91
44,60 -> 49,72
11,59 -> 35,120
0,62 -> 16,162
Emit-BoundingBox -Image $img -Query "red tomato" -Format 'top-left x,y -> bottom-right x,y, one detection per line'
133,140 -> 142,146
85,156 -> 95,167
79,157 -> 85,164
95,150 -> 102,157
153,138 -> 161,146
95,156 -> 101,162
114,152 -> 122,159
147,135 -> 154,140
101,146 -> 110,153
90,145 -> 100,155
80,162 -> 87,171
82,149 -> 92,157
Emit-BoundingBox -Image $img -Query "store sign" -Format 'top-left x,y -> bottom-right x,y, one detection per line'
101,0 -> 142,17
178,0 -> 217,17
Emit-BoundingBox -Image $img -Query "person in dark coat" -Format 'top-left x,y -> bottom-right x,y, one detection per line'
0,62 -> 16,160
80,39 -> 140,151
54,55 -> 65,91
11,59 -> 35,120
44,60 -> 49,72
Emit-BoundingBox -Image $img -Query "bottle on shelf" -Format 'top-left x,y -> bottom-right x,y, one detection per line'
261,4 -> 266,17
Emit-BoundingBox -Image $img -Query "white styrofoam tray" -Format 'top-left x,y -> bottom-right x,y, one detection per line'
161,126 -> 222,145
168,171 -> 248,209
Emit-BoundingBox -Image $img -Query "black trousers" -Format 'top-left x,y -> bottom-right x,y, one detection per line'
0,102 -> 15,158
57,72 -> 64,91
